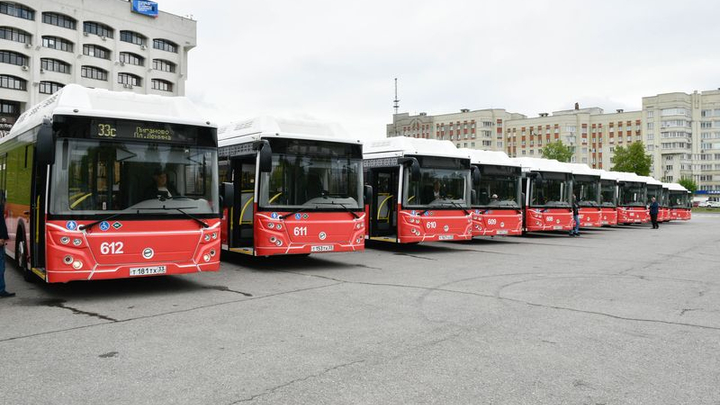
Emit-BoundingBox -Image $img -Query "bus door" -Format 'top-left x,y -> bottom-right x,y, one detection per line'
369,168 -> 398,238
30,145 -> 47,271
230,156 -> 256,251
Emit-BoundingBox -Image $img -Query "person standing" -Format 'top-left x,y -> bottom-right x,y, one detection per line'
569,194 -> 580,237
0,200 -> 14,298
649,196 -> 660,229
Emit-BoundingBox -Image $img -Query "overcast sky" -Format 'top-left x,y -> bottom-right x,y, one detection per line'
160,0 -> 720,140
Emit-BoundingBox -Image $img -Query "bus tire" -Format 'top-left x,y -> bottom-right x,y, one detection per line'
15,234 -> 33,283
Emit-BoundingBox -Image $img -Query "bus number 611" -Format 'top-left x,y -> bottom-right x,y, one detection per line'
293,227 -> 307,236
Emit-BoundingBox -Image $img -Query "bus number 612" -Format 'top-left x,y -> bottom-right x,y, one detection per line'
100,241 -> 124,254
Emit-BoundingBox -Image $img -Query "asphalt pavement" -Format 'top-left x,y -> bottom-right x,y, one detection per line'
1,215 -> 719,405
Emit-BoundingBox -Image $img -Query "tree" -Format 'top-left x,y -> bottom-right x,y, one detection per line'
541,140 -> 573,162
611,142 -> 652,176
678,177 -> 698,193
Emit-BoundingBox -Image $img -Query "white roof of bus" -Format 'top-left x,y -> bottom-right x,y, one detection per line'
459,148 -> 521,168
637,175 -> 663,187
217,116 -> 358,147
598,169 -> 621,181
561,162 -> 601,177
364,137 -> 467,159
511,157 -> 572,174
666,183 -> 688,192
612,171 -> 647,183
6,84 -> 214,141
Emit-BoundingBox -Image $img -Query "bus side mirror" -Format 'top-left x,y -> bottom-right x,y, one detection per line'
364,185 -> 373,206
253,140 -> 272,173
471,166 -> 481,187
36,121 -> 55,165
399,157 -> 420,182
221,182 -> 235,208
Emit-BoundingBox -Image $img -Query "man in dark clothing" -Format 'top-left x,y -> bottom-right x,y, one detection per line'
0,202 -> 14,298
569,194 -> 580,236
649,196 -> 660,229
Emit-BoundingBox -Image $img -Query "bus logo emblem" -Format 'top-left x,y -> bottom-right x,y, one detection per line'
66,221 -> 77,231
500,222 -> 505,228
112,222 -> 123,229
99,221 -> 110,231
319,232 -> 327,240
142,248 -> 154,259
295,213 -> 302,220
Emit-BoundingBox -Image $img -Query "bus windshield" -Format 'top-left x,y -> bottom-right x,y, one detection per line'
573,175 -> 600,207
259,140 -> 363,210
669,192 -> 688,208
646,185 -> 662,204
51,139 -> 218,215
403,167 -> 470,208
600,180 -> 617,207
471,166 -> 520,208
530,173 -> 571,207
619,182 -> 646,207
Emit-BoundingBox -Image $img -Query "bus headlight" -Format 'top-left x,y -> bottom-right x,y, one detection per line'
268,222 -> 275,229
204,234 -> 211,242
212,233 -> 218,239
203,254 -> 211,262
276,224 -> 282,230
275,240 -> 283,247
72,261 -> 83,270
270,236 -> 277,243
73,238 -> 82,246
60,236 -> 70,245
63,255 -> 73,265
210,249 -> 216,257
356,237 -> 362,244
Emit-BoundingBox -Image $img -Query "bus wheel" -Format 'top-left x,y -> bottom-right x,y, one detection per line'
16,236 -> 33,283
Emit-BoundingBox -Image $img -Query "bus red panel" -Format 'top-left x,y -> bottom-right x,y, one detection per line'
600,208 -> 618,226
524,208 -> 574,232
578,207 -> 602,228
398,207 -> 472,243
471,209 -> 522,237
617,207 -> 649,224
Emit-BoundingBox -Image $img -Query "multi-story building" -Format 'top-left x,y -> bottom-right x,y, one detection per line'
0,0 -> 196,134
387,88 -> 720,191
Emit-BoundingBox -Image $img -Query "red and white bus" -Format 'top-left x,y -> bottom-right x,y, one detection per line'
363,138 -> 472,243
218,117 -> 365,256
513,158 -> 574,233
615,172 -> 649,224
668,183 -> 692,220
2,85 -> 221,283
598,170 -> 620,226
642,175 -> 664,224
659,184 -> 671,222
462,149 -> 522,237
565,163 -> 602,228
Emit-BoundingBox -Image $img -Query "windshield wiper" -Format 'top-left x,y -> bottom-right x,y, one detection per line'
78,212 -> 127,231
439,200 -> 470,215
135,206 -> 209,228
314,201 -> 360,218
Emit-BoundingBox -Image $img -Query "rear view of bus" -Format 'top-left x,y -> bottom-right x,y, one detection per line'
668,183 -> 691,220
565,163 -> 602,228
218,117 -> 365,256
364,138 -> 472,243
514,158 -> 573,233
462,149 -> 522,237
2,85 -> 220,283
615,172 -> 649,224
598,170 -> 620,226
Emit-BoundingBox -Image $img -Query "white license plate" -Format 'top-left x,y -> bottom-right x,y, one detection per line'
129,266 -> 167,276
496,230 -> 508,235
311,245 -> 334,252
601,221 -> 609,225
553,225 -> 563,230
438,235 -> 454,240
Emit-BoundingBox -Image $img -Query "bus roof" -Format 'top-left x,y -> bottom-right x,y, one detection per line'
612,171 -> 647,184
666,183 -> 688,192
6,84 -> 214,141
637,175 -> 663,187
598,169 -> 621,181
459,148 -> 521,168
560,162 -> 601,178
511,157 -> 572,174
364,137 -> 467,160
217,116 -> 358,147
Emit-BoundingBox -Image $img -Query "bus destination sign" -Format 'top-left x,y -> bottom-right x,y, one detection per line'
91,119 -> 196,144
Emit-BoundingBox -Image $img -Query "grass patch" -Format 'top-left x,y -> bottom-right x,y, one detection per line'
692,207 -> 720,213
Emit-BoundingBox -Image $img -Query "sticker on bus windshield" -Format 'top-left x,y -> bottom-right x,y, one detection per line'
66,221 -> 78,231
99,221 -> 110,231
295,213 -> 302,220
112,222 -> 123,230
271,212 -> 279,219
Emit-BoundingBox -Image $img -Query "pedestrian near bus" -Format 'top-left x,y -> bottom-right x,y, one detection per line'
569,194 -> 580,237
0,200 -> 14,298
649,196 -> 660,229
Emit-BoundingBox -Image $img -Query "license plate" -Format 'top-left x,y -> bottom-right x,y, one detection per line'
496,230 -> 508,235
129,266 -> 167,276
602,221 -> 609,225
553,225 -> 563,230
438,235 -> 454,240
311,245 -> 334,252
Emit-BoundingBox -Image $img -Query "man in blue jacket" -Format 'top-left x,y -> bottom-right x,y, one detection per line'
0,202 -> 14,298
569,194 -> 580,237
649,196 -> 660,229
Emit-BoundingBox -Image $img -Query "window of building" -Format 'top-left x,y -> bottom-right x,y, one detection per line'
41,58 -> 70,74
83,21 -> 114,38
153,39 -> 177,53
81,66 -> 107,81
0,100 -> 19,115
0,2 -> 34,20
647,122 -> 654,130
661,108 -> 688,116
120,30 -> 146,46
647,110 -> 654,118
118,72 -> 141,87
39,81 -> 63,94
42,12 -> 76,29
0,26 -> 31,44
701,121 -> 712,129
119,52 -> 144,66
83,44 -> 110,60
151,79 -> 173,92
42,36 -> 73,52
0,74 -> 26,90
0,50 -> 27,66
